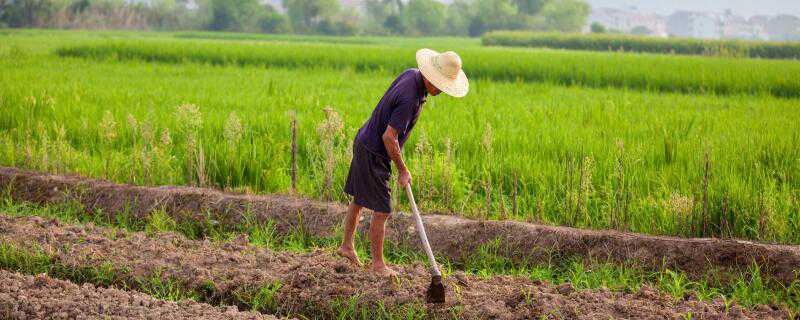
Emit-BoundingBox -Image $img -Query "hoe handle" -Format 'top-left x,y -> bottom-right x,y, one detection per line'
405,184 -> 441,277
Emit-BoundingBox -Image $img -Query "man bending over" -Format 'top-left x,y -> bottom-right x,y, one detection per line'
337,49 -> 469,276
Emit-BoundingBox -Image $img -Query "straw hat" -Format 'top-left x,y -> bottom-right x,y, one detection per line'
416,48 -> 469,98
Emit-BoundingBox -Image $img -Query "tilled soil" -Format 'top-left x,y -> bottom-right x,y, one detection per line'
0,215 -> 790,319
1,166 -> 798,286
0,269 -> 274,320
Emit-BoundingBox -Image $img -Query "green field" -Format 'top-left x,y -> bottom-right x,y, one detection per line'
483,31 -> 800,60
57,37 -> 800,98
1,29 -> 799,246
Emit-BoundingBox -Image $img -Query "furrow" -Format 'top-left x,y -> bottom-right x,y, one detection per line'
0,214 -> 789,319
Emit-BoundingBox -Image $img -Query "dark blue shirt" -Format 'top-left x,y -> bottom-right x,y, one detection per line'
355,68 -> 428,158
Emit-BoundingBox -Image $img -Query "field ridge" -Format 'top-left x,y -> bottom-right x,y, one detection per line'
2,166 -> 798,287
0,214 -> 790,319
0,269 -> 274,320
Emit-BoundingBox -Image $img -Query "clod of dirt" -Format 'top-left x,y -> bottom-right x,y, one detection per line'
333,262 -> 352,274
0,215 -> 790,320
0,269 -> 276,320
1,166 -> 797,287
453,271 -> 470,287
556,283 -> 574,295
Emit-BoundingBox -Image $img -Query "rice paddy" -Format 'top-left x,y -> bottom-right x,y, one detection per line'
1,28 -> 799,246
1,28 -> 800,318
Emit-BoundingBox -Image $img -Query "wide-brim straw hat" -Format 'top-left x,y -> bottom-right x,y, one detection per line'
416,48 -> 469,98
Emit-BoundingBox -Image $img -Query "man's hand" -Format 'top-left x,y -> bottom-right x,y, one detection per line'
398,168 -> 412,187
383,126 -> 411,187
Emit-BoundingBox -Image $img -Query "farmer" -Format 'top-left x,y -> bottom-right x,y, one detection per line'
337,49 -> 469,276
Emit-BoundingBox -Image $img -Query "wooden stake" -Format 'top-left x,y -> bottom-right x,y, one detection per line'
702,151 -> 710,237
290,110 -> 297,193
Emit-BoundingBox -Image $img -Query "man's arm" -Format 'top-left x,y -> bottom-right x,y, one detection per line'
382,125 -> 411,187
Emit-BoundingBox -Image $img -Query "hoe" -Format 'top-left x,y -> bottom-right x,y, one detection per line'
404,184 -> 446,303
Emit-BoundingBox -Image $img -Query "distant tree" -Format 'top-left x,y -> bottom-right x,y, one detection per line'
383,14 -> 403,34
514,0 -> 549,15
364,0 -> 402,34
630,25 -> 652,36
1,0 -> 58,27
0,0 -> 10,27
143,0 -> 198,30
205,0 -> 261,31
444,0 -> 472,36
68,0 -> 91,15
283,0 -> 340,34
590,21 -> 606,33
401,0 -> 445,36
541,0 -> 589,32
316,11 -> 358,35
258,4 -> 290,33
468,0 -> 518,36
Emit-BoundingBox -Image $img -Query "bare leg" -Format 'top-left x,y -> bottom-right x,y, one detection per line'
337,202 -> 363,266
369,211 -> 397,276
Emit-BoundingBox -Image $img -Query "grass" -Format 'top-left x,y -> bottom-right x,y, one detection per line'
482,31 -> 800,60
0,241 -> 201,302
2,30 -> 799,244
55,38 -> 800,98
233,281 -> 284,314
0,195 -> 797,315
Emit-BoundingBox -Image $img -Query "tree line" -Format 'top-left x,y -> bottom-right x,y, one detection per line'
0,0 -> 590,36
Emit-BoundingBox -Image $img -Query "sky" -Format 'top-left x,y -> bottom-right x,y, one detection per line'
585,0 -> 800,17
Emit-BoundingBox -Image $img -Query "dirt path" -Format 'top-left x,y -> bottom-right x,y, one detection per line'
1,166 -> 798,286
0,269 -> 274,319
0,215 -> 789,319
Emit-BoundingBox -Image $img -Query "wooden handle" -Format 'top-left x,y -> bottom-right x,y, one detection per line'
405,184 -> 441,277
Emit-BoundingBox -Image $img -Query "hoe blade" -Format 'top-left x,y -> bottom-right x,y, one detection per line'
426,275 -> 446,303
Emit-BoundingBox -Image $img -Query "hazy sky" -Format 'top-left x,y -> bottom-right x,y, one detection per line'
585,0 -> 800,17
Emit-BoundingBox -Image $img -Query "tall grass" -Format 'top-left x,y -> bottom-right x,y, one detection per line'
483,31 -> 800,60
2,30 -> 800,244
55,38 -> 800,98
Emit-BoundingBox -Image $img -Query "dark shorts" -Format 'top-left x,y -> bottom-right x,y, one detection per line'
344,142 -> 393,213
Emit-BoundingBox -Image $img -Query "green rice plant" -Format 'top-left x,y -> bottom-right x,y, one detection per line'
2,30 -> 800,244
315,107 -> 347,201
482,31 -> 800,60
55,38 -> 800,98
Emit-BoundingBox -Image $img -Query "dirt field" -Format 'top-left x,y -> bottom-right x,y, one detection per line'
0,269 -> 274,319
0,214 -> 790,319
1,166 -> 798,286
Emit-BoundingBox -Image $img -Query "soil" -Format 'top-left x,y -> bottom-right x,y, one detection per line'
0,215 -> 790,319
1,166 -> 798,286
0,269 -> 274,320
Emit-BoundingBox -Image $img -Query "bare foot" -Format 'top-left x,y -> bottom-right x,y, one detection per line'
370,264 -> 399,277
336,247 -> 363,267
